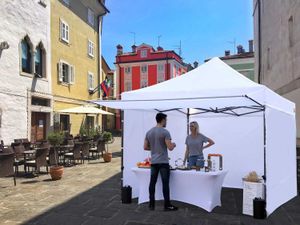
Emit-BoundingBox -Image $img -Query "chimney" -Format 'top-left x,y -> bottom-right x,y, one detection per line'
237,45 -> 244,54
193,61 -> 199,68
225,50 -> 230,56
248,40 -> 254,52
131,44 -> 137,53
117,44 -> 123,55
157,46 -> 164,51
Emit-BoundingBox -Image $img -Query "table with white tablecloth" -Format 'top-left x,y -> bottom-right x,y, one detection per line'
132,167 -> 228,212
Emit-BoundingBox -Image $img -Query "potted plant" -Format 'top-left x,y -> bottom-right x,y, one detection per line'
47,131 -> 64,180
102,131 -> 113,162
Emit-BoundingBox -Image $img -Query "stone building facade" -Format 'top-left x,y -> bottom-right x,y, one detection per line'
0,0 -> 52,143
253,0 -> 300,138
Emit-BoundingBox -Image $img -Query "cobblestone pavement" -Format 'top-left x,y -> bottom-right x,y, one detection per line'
1,137 -> 300,225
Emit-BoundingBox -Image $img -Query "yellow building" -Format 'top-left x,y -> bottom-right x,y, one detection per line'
51,0 -> 108,135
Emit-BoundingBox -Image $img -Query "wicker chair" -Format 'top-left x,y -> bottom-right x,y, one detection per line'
0,152 -> 16,185
12,143 -> 25,174
90,139 -> 105,159
24,147 -> 49,174
81,142 -> 90,163
64,142 -> 83,165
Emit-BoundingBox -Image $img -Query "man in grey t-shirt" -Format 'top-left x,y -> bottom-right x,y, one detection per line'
144,112 -> 178,211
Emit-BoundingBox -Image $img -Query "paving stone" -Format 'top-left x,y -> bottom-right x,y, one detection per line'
1,137 -> 300,225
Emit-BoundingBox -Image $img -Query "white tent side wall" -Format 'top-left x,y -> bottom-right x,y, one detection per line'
190,114 -> 265,188
266,106 -> 297,215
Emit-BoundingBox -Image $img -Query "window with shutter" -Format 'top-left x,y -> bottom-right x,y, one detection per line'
69,65 -> 75,84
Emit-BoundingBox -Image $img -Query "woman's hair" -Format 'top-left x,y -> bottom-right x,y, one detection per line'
190,121 -> 200,134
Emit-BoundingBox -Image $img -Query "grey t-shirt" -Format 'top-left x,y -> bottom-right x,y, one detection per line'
185,133 -> 209,156
145,127 -> 171,164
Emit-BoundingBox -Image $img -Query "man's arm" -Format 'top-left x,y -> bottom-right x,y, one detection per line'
144,139 -> 151,151
165,139 -> 176,151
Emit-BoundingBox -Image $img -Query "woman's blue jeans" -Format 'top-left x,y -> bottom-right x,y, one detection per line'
188,155 -> 204,168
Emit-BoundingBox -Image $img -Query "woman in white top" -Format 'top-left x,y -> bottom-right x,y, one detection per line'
183,121 -> 215,168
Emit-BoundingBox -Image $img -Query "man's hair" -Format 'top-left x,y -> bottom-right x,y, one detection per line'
156,112 -> 167,123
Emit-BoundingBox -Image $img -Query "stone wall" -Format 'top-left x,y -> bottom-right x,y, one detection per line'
0,0 -> 51,143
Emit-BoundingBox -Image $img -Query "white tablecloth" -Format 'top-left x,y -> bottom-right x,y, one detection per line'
132,167 -> 228,212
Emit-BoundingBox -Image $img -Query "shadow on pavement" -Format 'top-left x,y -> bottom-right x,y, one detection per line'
21,172 -> 300,225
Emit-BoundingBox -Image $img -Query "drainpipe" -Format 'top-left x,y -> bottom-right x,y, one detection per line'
97,10 -> 108,99
257,0 -> 262,84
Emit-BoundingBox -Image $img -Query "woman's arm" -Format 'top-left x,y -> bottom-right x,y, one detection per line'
203,138 -> 215,149
183,146 -> 189,165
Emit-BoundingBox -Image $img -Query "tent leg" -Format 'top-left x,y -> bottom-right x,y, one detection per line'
121,110 -> 124,188
263,109 -> 266,181
187,108 -> 190,136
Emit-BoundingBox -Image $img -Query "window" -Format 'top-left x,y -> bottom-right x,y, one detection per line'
60,114 -> 70,131
88,8 -> 94,26
21,37 -> 32,73
60,19 -> 69,43
141,49 -> 147,58
157,73 -> 164,83
88,40 -> 94,58
124,68 -> 131,91
157,64 -> 165,83
58,61 -> 74,84
125,67 -> 131,74
86,116 -> 94,130
140,73 -> 148,88
288,16 -> 294,47
88,72 -> 94,90
35,43 -> 46,78
31,97 -> 50,106
267,47 -> 271,70
158,64 -> 164,72
141,65 -> 148,74
125,81 -> 132,91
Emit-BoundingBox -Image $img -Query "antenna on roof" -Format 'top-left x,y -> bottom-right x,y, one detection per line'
130,32 -> 136,45
173,40 -> 182,56
227,38 -> 236,54
157,35 -> 162,46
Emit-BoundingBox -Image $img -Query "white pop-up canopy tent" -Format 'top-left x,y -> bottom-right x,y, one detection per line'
92,57 -> 297,216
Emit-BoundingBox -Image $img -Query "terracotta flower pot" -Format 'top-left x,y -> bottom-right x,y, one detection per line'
50,165 -> 64,180
103,152 -> 112,162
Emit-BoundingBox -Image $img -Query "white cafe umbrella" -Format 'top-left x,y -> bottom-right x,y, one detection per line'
57,105 -> 113,115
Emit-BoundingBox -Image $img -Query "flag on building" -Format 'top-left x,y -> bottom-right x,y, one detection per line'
100,76 -> 111,97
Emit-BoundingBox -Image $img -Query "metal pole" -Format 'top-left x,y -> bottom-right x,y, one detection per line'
187,108 -> 190,136
263,108 -> 267,202
121,110 -> 124,188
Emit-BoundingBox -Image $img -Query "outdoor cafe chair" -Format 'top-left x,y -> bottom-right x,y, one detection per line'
90,139 -> 105,160
81,142 -> 90,163
0,151 -> 16,186
24,147 -> 49,174
64,142 -> 83,165
11,143 -> 25,174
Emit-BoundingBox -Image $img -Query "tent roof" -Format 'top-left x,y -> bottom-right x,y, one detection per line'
92,58 -> 294,114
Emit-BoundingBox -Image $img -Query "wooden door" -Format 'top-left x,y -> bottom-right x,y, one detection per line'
31,112 -> 46,142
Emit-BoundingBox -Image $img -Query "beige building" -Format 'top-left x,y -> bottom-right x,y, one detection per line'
51,0 -> 108,135
253,0 -> 300,138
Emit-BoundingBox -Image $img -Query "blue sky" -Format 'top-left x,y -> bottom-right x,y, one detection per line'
102,0 -> 253,69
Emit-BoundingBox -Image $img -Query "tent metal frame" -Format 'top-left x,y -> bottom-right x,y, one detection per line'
118,94 -> 267,200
